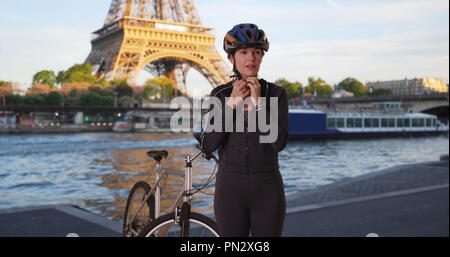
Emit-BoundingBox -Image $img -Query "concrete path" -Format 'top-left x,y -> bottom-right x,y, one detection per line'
283,159 -> 449,237
283,185 -> 448,237
0,205 -> 121,237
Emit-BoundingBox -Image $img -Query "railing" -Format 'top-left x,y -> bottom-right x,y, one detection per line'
288,93 -> 449,104
92,17 -> 215,40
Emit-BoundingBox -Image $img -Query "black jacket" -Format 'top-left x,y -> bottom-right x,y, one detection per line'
201,79 -> 289,174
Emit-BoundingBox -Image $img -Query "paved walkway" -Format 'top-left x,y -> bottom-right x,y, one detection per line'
283,186 -> 448,237
286,159 -> 448,209
0,205 -> 121,237
283,159 -> 449,236
0,158 -> 448,237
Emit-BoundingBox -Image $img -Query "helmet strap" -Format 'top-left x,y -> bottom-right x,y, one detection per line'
231,62 -> 242,80
229,52 -> 242,80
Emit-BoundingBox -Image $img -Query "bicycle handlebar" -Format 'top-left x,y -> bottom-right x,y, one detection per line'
195,144 -> 218,163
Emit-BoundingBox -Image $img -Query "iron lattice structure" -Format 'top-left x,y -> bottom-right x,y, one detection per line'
86,0 -> 232,95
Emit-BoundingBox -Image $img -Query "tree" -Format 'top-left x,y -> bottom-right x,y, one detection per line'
141,77 -> 174,99
275,78 -> 303,99
45,91 -> 63,106
88,85 -> 113,97
56,71 -> 64,85
0,81 -> 13,97
32,70 -> 57,88
58,63 -> 98,84
24,94 -> 47,105
337,77 -> 367,96
110,79 -> 134,98
98,78 -> 109,87
140,84 -> 160,99
5,94 -> 24,105
60,82 -> 91,95
306,77 -> 332,97
79,91 -> 113,106
27,83 -> 55,95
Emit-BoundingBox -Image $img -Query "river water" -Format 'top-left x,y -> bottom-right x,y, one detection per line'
0,132 -> 448,223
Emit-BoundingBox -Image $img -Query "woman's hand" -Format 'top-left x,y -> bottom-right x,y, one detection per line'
246,77 -> 261,107
226,79 -> 250,109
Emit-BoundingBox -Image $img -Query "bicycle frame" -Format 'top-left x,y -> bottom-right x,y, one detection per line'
129,149 -> 204,225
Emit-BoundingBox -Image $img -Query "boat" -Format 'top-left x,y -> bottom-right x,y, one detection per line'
289,109 -> 449,140
113,108 -> 449,139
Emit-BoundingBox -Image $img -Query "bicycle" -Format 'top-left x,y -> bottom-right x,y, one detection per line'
123,141 -> 220,237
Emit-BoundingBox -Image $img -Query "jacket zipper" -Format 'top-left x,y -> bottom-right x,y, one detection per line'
244,111 -> 250,174
246,132 -> 250,174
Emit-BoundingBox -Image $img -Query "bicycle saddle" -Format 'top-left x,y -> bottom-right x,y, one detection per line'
147,150 -> 169,162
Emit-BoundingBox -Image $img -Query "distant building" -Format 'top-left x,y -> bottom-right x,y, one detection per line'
367,77 -> 448,96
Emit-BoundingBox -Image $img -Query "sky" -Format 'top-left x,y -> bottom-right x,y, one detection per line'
0,0 -> 448,95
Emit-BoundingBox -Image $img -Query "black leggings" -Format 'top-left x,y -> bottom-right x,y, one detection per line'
214,171 -> 286,237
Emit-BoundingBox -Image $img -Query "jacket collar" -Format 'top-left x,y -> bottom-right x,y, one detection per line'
221,78 -> 268,98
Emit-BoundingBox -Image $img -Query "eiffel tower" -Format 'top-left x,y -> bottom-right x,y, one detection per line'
86,0 -> 232,95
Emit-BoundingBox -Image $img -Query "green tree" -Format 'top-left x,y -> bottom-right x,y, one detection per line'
140,84 -> 160,99
79,91 -> 114,107
111,80 -> 134,98
5,94 -> 24,105
45,91 -> 63,106
24,94 -> 47,105
32,70 -> 57,88
98,78 -> 110,87
59,63 -> 98,84
141,77 -> 174,99
88,85 -> 113,97
306,77 -> 332,97
56,70 -> 64,85
275,78 -> 303,99
337,77 -> 367,96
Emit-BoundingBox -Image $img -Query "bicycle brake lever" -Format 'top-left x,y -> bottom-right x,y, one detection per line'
196,144 -> 218,163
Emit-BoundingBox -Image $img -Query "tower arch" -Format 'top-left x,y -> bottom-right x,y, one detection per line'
86,0 -> 232,95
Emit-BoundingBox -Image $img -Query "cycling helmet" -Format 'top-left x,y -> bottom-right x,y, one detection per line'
223,23 -> 269,54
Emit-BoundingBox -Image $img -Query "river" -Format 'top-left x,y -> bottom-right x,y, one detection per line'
0,132 -> 448,223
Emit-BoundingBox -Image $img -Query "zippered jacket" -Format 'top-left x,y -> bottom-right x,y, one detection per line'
200,79 -> 289,174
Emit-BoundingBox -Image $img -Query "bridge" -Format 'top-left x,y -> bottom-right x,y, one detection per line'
293,94 -> 449,121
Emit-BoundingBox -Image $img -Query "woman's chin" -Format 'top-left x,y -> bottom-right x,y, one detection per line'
241,72 -> 259,79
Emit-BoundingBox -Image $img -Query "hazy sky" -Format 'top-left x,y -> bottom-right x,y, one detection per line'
0,0 -> 448,95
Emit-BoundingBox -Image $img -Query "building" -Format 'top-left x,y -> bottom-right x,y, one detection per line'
367,77 -> 448,96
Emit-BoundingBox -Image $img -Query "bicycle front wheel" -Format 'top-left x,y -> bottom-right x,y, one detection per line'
123,181 -> 155,237
139,212 -> 219,237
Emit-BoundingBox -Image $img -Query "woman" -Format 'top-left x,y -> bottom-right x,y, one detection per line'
200,23 -> 289,237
